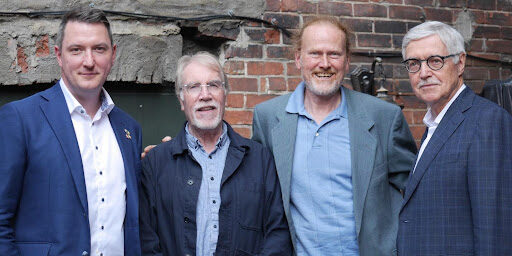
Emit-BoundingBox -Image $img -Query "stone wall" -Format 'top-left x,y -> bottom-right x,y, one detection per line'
1,0 -> 511,144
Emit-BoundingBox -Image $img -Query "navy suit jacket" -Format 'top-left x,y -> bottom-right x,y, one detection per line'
0,84 -> 142,256
398,87 -> 512,255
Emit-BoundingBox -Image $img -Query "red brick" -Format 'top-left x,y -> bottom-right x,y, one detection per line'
247,62 -> 284,75
486,12 -> 512,26
438,0 -> 465,7
268,77 -> 287,91
247,94 -> 278,108
357,34 -> 392,48
395,95 -> 427,109
318,2 -> 353,17
404,0 -> 434,6
287,62 -> 301,76
472,10 -> 486,24
402,109 -> 414,125
263,13 -> 301,29
502,27 -> 512,40
389,5 -> 425,20
267,45 -> 294,59
297,0 -> 317,13
354,3 -> 387,18
265,0 -> 280,12
16,46 -> 28,73
375,21 -> 407,33
372,0 -> 401,3
396,80 -> 414,93
224,61 -> 245,75
473,25 -> 501,39
466,81 -> 485,94
287,77 -> 302,91
225,44 -> 263,59
486,40 -> 512,54
497,0 -> 512,11
467,53 -> 501,67
468,0 -> 496,10
468,39 -> 483,52
281,0 -> 298,12
463,67 -> 489,80
264,29 -> 281,44
228,77 -> 259,92
409,125 -> 427,141
412,110 -> 427,124
343,18 -> 373,32
489,68 -> 500,79
425,8 -> 453,22
393,35 -> 404,49
232,126 -> 252,138
226,94 -> 244,108
224,110 -> 253,125
260,78 -> 267,92
35,35 -> 50,57
245,29 -> 266,42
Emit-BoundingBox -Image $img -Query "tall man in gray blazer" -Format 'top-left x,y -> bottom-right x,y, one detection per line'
252,16 -> 417,256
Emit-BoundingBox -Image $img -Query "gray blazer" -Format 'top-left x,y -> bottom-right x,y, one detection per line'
252,87 -> 417,256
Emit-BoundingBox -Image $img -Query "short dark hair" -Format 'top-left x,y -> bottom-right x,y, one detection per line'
293,16 -> 351,56
56,6 -> 113,48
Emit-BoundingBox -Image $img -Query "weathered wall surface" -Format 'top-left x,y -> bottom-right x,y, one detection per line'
1,0 -> 511,143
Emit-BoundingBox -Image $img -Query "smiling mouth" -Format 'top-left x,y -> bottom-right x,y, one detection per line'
314,72 -> 334,79
197,106 -> 216,112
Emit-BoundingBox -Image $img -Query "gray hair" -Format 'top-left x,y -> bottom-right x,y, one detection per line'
175,51 -> 229,100
56,6 -> 113,49
402,21 -> 465,63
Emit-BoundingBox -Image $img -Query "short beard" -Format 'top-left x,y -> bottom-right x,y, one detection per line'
304,80 -> 342,97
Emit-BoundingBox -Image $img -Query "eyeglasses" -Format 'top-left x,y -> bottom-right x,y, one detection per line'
402,54 -> 457,73
182,80 -> 225,95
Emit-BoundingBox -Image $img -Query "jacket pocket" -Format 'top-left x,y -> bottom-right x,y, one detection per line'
16,242 -> 51,256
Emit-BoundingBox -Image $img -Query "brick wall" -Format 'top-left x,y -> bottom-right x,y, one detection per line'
221,0 -> 512,145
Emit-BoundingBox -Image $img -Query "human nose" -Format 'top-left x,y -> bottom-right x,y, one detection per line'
418,61 -> 431,79
198,85 -> 213,99
318,54 -> 330,68
82,49 -> 95,67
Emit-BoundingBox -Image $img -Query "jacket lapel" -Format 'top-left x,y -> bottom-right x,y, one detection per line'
401,88 -> 473,211
270,109 -> 298,214
345,89 -> 377,236
39,84 -> 88,213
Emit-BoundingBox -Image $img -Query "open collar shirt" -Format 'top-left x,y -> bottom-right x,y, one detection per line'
60,80 -> 126,256
185,122 -> 230,256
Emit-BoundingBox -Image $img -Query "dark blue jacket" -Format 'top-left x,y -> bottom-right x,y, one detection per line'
140,123 -> 292,256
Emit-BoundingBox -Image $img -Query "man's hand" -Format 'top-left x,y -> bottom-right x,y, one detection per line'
141,136 -> 172,159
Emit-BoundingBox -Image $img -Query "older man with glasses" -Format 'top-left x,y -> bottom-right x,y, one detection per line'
397,21 -> 512,255
139,51 -> 292,256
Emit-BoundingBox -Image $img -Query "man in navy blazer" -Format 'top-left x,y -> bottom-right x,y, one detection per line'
0,7 -> 142,256
398,21 -> 512,255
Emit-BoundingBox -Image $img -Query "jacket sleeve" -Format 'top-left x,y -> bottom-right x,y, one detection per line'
468,108 -> 512,255
261,149 -> 293,256
0,104 -> 25,256
251,106 -> 268,147
387,108 -> 417,194
139,153 -> 163,256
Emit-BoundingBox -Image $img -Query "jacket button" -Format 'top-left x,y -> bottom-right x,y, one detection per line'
403,220 -> 408,223
187,179 -> 194,185
184,217 -> 190,223
82,251 -> 89,256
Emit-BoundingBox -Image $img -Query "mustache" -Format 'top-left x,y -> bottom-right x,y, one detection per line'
417,78 -> 440,88
194,101 -> 220,111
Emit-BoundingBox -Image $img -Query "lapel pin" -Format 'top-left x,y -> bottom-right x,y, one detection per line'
124,129 -> 132,139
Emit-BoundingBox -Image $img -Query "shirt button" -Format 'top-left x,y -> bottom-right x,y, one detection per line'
101,225 -> 104,230
212,200 -> 216,204
101,198 -> 105,202
184,217 -> 190,223
213,225 -> 217,228
95,146 -> 98,150
82,251 -> 89,256
99,171 -> 103,175
187,179 -> 194,185
208,155 -> 212,159
315,132 -> 319,136
210,177 -> 214,181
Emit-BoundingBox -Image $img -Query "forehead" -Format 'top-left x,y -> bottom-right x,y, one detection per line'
182,62 -> 221,83
62,21 -> 110,45
301,22 -> 345,50
405,34 -> 448,59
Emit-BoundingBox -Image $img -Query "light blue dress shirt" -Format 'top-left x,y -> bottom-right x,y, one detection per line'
287,83 -> 359,256
185,123 -> 230,256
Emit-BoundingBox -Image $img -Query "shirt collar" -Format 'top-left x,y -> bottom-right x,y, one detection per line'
185,122 -> 229,152
423,84 -> 466,128
285,81 -> 347,119
59,79 -> 115,115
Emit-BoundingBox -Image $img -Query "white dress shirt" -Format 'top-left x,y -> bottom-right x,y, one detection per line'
413,84 -> 466,172
60,80 -> 126,256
